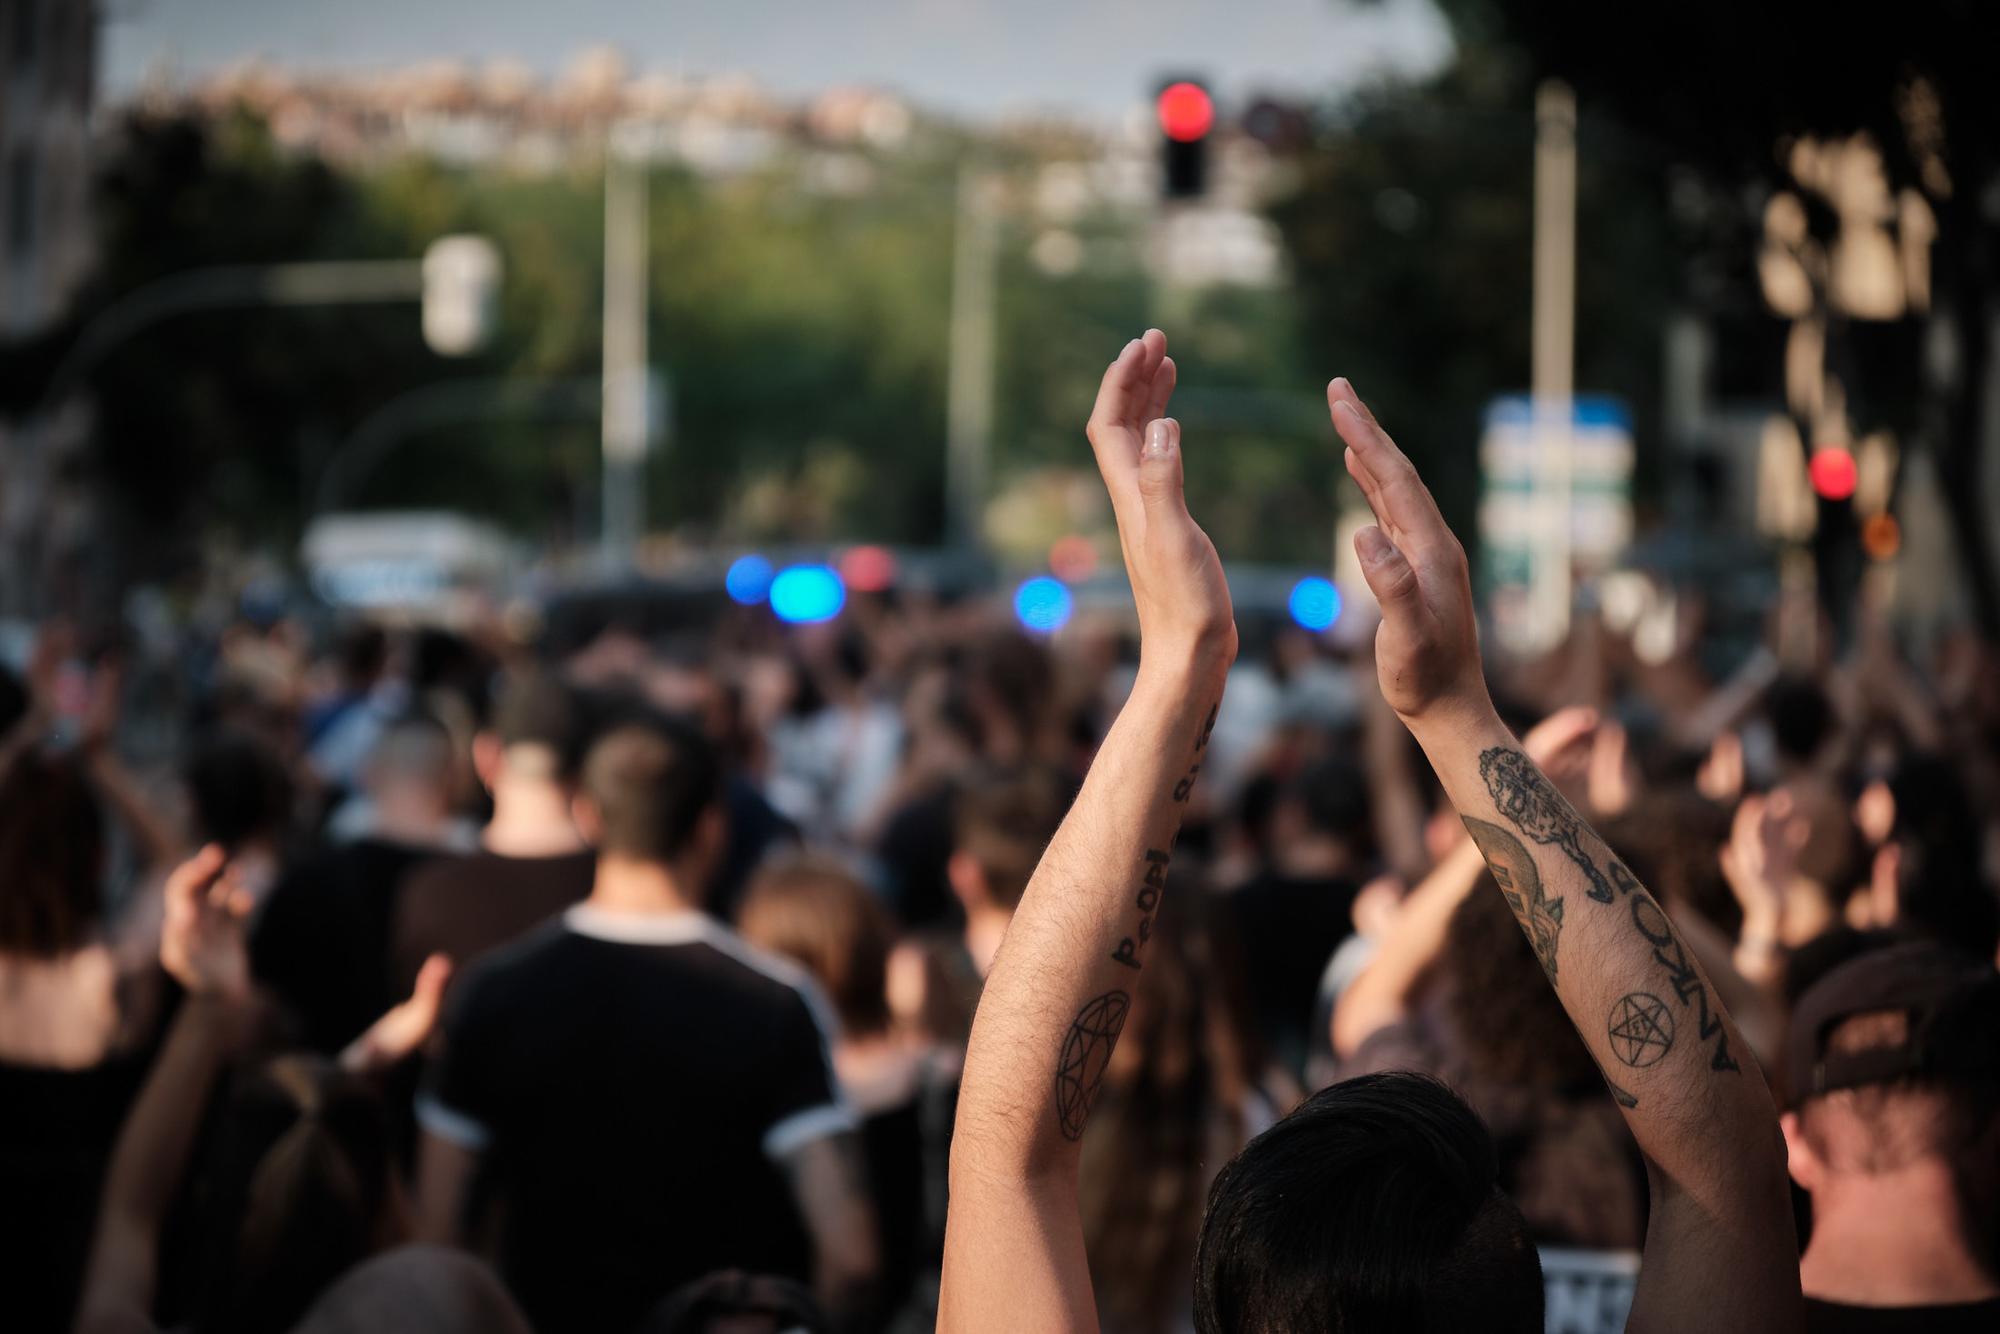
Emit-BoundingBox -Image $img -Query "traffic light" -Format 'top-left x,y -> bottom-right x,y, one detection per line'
421,235 -> 502,356
1157,79 -> 1213,198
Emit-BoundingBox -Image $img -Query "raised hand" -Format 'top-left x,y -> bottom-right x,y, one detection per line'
342,953 -> 454,1075
159,844 -> 254,1001
1329,378 -> 1488,723
1086,330 -> 1236,676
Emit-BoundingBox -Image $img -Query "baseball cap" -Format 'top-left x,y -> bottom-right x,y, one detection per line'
1786,940 -> 2000,1102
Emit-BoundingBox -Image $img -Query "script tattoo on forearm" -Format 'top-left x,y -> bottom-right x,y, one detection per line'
1055,990 -> 1129,1140
1111,699 -> 1219,971
1463,817 -> 1564,982
1476,745 -> 1742,1078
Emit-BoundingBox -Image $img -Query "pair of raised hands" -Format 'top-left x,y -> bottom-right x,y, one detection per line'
161,845 -> 451,1074
1086,329 -> 1486,720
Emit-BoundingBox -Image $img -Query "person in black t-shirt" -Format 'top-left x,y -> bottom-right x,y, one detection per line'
391,671 -> 594,992
253,714 -> 466,1053
415,717 -> 878,1334
1223,754 -> 1366,1075
1781,941 -> 2000,1332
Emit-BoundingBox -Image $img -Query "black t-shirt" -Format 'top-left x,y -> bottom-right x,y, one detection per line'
390,849 -> 595,993
1805,1296 -> 2000,1332
421,906 -> 854,1334
251,838 -> 442,1053
1225,871 -> 1359,1071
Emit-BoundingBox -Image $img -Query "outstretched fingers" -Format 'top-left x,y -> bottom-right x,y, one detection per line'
1087,331 -> 1170,502
1328,378 -> 1447,550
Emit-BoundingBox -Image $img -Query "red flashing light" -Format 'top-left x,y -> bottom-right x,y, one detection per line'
1809,448 -> 1857,502
1049,535 -> 1099,584
1157,82 -> 1214,144
839,545 -> 897,593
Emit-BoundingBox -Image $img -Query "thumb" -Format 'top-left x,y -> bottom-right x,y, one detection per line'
1137,418 -> 1186,518
1355,524 -> 1420,611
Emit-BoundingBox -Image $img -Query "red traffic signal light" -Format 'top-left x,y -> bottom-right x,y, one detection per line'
1809,447 -> 1857,502
1157,81 -> 1214,143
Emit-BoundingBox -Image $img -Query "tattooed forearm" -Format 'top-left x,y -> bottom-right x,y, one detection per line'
1478,748 -> 1618,904
1476,744 -> 1742,1078
1054,991 -> 1129,1141
1110,849 -> 1170,969
1463,817 -> 1565,982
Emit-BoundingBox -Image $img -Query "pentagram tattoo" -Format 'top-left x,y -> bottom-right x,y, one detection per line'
1055,990 -> 1129,1141
1630,897 -> 1740,1073
1478,748 -> 1618,904
1464,817 -> 1565,983
1607,992 -> 1675,1068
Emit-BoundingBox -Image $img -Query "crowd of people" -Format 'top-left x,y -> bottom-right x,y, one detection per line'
1,335 -> 1996,1334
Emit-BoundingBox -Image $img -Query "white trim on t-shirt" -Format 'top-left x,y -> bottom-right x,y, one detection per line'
415,1090 -> 492,1151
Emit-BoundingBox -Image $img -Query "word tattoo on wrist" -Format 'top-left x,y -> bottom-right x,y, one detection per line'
1110,850 -> 1170,969
1055,990 -> 1130,1141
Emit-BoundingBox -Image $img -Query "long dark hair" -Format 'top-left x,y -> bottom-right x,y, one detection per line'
198,1056 -> 396,1334
1078,895 -> 1262,1334
0,751 -> 105,958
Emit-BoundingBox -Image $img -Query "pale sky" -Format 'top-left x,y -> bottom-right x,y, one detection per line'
101,0 -> 1454,124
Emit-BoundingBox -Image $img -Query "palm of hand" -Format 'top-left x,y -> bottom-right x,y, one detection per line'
1086,331 -> 1237,671
1328,380 -> 1485,721
160,845 -> 252,1000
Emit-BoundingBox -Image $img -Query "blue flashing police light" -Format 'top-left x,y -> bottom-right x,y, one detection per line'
725,554 -> 775,605
1288,576 -> 1341,632
770,564 -> 846,624
1014,576 -> 1074,634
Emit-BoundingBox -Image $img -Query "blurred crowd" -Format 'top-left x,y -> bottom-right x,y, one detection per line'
2,573 -> 1996,1333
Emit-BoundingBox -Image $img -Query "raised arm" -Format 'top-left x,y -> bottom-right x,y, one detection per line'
938,330 -> 1236,1334
1329,379 -> 1801,1334
76,846 -> 255,1334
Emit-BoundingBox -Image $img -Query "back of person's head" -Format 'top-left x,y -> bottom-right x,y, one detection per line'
482,670 -> 584,780
1193,1072 -> 1544,1334
362,713 -> 457,800
1785,943 -> 2000,1269
967,630 -> 1054,751
1603,793 -> 1737,934
199,1056 -> 396,1334
1887,755 -> 2000,961
636,1269 -> 828,1334
335,623 -> 389,690
289,1245 -> 531,1334
580,716 -> 723,864
738,854 -> 894,1037
1277,753 -> 1372,848
1768,677 -> 1835,765
0,750 -> 104,958
185,730 -> 295,849
950,767 -> 1066,913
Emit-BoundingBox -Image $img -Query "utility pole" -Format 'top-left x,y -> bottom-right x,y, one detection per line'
601,143 -> 650,567
1531,80 -> 1578,649
945,166 -> 999,552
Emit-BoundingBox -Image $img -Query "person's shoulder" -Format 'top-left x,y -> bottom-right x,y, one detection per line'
674,920 -> 841,1035
446,916 -> 584,1011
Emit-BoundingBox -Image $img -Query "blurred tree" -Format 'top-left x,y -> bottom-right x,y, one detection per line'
1432,0 -> 2000,633
1269,42 -> 1679,557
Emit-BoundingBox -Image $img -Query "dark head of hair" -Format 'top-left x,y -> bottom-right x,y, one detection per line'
198,1056 -> 395,1334
952,766 -> 1067,911
1437,875 -> 1601,1093
0,750 -> 105,957
581,717 -> 723,863
1887,754 -> 2000,962
289,1246 -> 532,1334
738,855 -> 895,1037
637,1269 -> 827,1334
1285,753 -> 1372,845
184,730 -> 296,849
967,630 -> 1054,744
335,623 -> 389,688
1079,894 -> 1260,1333
0,664 -> 27,734
1193,1072 -> 1543,1334
1768,677 -> 1835,764
488,670 -> 584,774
